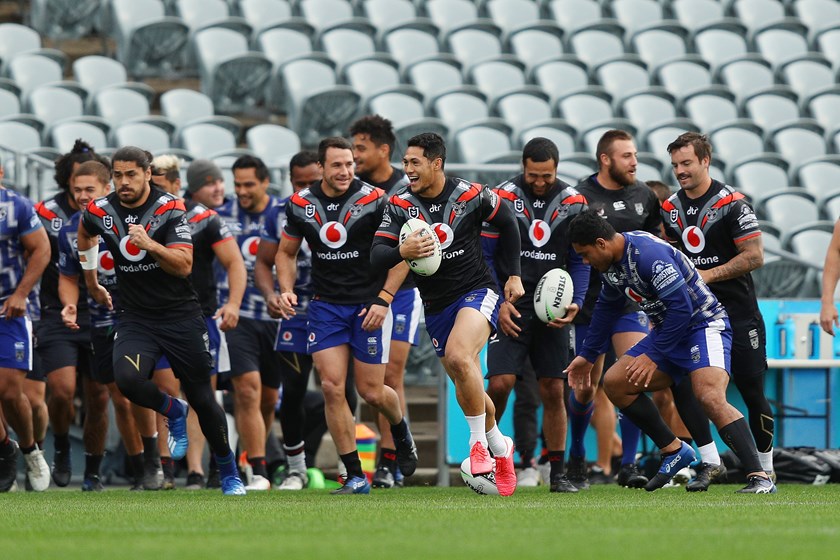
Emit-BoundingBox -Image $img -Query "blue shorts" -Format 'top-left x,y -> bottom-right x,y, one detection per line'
307,299 -> 391,364
206,316 -> 229,374
390,287 -> 422,345
626,318 -> 732,383
0,316 -> 33,371
571,311 -> 651,355
425,288 -> 500,357
275,313 -> 309,354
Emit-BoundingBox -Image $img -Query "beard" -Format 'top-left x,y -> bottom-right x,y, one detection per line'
608,163 -> 634,187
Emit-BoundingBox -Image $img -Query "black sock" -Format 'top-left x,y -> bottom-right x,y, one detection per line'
389,418 -> 408,442
248,456 -> 268,478
0,436 -> 13,457
20,443 -> 36,454
161,456 -> 175,478
340,451 -> 364,480
719,418 -> 764,474
379,448 -> 397,471
37,440 -> 44,450
54,432 -> 70,453
209,454 -> 218,472
671,381 -> 714,446
129,453 -> 144,481
84,453 -> 104,478
620,394 -> 676,449
142,436 -> 159,462
520,449 -> 534,469
548,450 -> 565,478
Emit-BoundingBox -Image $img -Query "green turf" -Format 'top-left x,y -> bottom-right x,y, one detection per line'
2,484 -> 839,559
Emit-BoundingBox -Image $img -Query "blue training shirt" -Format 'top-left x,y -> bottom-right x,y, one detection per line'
260,196 -> 313,317
579,231 -> 728,363
0,188 -> 43,304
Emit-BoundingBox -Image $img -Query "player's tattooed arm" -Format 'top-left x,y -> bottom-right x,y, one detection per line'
699,235 -> 763,284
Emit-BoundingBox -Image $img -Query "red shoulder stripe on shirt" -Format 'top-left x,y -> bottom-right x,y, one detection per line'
154,199 -> 186,215
35,201 -> 57,220
561,194 -> 586,206
290,193 -> 309,208
356,188 -> 384,207
85,200 -> 107,219
389,194 -> 414,211
189,209 -> 215,223
710,191 -> 745,210
661,199 -> 684,230
456,183 -> 482,204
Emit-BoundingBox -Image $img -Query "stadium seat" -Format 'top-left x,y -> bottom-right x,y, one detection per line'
72,56 -> 156,107
757,189 -> 819,233
610,0 -> 664,35
518,123 -> 577,153
794,155 -> 840,199
403,58 -> 465,101
615,89 -> 678,137
361,0 -> 434,36
382,27 -> 451,70
469,59 -> 529,104
635,152 -> 666,183
506,26 -> 566,70
50,120 -> 108,154
555,88 -> 614,132
691,21 -> 749,67
751,21 -> 810,68
592,56 -> 650,100
680,86 -> 739,132
670,0 -> 725,32
453,124 -> 519,184
299,0 -> 375,35
819,187 -> 840,221
256,27 -> 326,112
529,57 -> 589,106
776,54 -> 836,101
767,120 -> 827,172
0,88 -> 21,120
740,86 -> 801,132
177,122 -> 240,158
794,0 -> 840,34
92,88 -> 175,136
556,153 -> 598,185
708,121 -> 766,166
728,155 -> 790,202
0,23 -> 65,75
194,27 -> 272,113
343,58 -> 406,105
577,120 -> 638,154
111,122 -> 181,154
485,0 -> 552,36
568,23 -> 627,68
811,24 -> 840,68
31,0 -> 101,41
641,120 -> 701,166
628,23 -> 690,68
28,87 -> 98,142
445,27 -> 505,71
8,54 -> 85,106
111,0 -> 189,77
246,123 -> 302,182
239,0 -> 311,39
783,220 -> 834,297
0,121 -> 42,154
177,0 -> 252,37
429,88 -> 501,138
652,56 -> 712,100
282,57 -> 361,146
491,90 -> 555,139
546,0 -> 606,33
715,55 -> 775,101
426,0 -> 489,36
159,88 -> 242,137
319,27 -> 383,70
803,86 -> 840,137
729,0 -> 788,31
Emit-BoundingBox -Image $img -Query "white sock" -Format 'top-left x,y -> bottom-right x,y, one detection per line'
466,414 -> 487,448
284,442 -> 306,473
486,423 -> 507,457
758,449 -> 774,472
698,442 -> 721,466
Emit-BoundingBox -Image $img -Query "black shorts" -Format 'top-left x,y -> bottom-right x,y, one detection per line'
91,325 -> 118,384
223,317 -> 283,389
730,315 -> 767,378
113,315 -> 213,384
28,318 -> 94,381
486,307 -> 570,380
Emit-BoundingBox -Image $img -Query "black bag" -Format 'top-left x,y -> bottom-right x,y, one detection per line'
773,447 -> 832,485
810,449 -> 840,483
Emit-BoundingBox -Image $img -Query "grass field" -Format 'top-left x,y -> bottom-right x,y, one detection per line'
2,484 -> 839,559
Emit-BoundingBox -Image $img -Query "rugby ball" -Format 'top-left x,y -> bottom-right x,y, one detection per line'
534,268 -> 573,323
460,457 -> 500,496
399,218 -> 442,276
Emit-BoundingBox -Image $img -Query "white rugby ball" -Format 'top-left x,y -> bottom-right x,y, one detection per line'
399,218 -> 442,276
460,457 -> 499,496
534,268 -> 574,323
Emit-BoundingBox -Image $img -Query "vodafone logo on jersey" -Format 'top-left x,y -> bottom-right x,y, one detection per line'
98,251 -> 116,276
319,221 -> 348,249
528,220 -> 550,248
625,287 -> 643,303
240,236 -> 260,261
119,237 -> 147,262
432,223 -> 454,250
682,226 -> 706,254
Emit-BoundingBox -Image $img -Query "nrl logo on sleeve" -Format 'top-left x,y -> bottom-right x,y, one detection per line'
51,217 -> 63,231
669,208 -> 678,222
103,215 -> 113,229
408,206 -> 419,219
514,199 -> 524,213
305,204 -> 315,218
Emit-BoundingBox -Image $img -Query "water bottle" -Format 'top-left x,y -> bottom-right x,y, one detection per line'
833,331 -> 840,358
808,321 -> 821,359
775,316 -> 795,358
